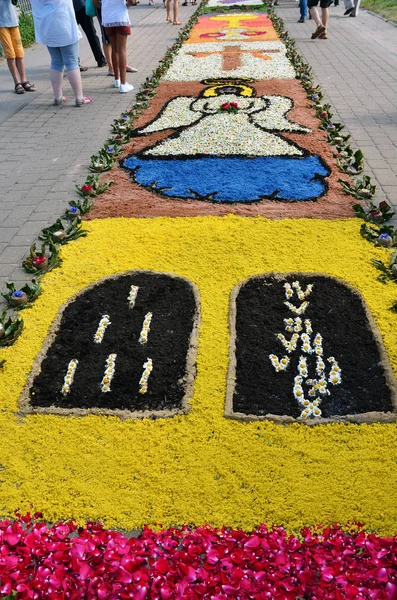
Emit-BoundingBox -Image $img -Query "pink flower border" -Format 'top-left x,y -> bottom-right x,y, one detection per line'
0,515 -> 397,598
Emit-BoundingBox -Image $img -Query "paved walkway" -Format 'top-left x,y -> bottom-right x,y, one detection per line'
276,1 -> 397,216
0,1 -> 396,291
0,2 -> 197,289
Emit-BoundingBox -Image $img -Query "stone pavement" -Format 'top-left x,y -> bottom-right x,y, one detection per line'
0,1 -> 397,292
0,2 -> 197,290
276,0 -> 397,218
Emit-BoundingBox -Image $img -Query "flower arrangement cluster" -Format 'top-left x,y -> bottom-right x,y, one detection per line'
163,39 -> 296,82
0,515 -> 397,600
94,315 -> 111,344
139,312 -> 152,345
219,101 -> 239,113
270,281 -> 342,419
128,285 -> 139,309
61,359 -> 78,396
101,354 -> 117,393
0,0 -> 396,544
139,357 -> 153,394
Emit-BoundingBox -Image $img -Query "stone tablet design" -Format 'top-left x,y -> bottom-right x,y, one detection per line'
226,274 -> 397,423
21,272 -> 199,419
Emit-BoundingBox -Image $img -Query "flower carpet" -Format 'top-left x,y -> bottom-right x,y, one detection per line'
1,1 -> 397,597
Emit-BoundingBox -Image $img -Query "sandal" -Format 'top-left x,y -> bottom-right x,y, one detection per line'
318,31 -> 328,39
21,81 -> 36,92
126,65 -> 138,73
53,96 -> 67,106
15,83 -> 24,94
75,96 -> 92,107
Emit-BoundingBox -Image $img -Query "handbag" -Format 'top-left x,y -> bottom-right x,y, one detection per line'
86,0 -> 96,16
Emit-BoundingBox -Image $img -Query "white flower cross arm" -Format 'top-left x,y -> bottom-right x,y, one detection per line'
136,97 -> 202,135
251,96 -> 312,134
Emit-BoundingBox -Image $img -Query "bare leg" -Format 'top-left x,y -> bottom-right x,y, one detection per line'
321,6 -> 329,27
66,68 -> 84,101
50,69 -> 64,99
6,58 -> 20,85
173,0 -> 179,22
116,33 -> 127,85
109,36 -> 119,80
15,57 -> 27,83
166,0 -> 172,20
103,42 -> 113,71
309,6 -> 322,25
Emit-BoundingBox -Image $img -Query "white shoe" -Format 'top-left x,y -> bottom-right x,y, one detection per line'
114,79 -> 120,88
120,82 -> 134,93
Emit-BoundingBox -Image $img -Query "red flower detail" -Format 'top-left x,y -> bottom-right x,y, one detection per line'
0,516 -> 397,598
221,102 -> 231,110
32,255 -> 47,265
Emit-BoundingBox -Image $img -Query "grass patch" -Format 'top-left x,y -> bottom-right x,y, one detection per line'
18,11 -> 35,48
360,0 -> 397,23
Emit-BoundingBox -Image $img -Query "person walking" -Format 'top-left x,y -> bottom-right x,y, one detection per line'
0,0 -> 36,94
298,0 -> 308,22
166,0 -> 181,25
101,0 -> 134,92
308,0 -> 332,39
343,0 -> 360,16
29,0 -> 92,106
72,0 -> 106,67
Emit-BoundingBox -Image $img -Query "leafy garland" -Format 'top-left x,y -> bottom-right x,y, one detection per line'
1,0 -> 396,354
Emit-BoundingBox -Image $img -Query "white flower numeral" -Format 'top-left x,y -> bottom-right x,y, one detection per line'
101,354 -> 117,393
139,312 -> 152,344
61,359 -> 78,396
270,281 -> 342,419
128,285 -> 139,309
94,314 -> 111,344
139,358 -> 153,394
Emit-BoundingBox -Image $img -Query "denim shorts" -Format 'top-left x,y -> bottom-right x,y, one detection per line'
47,42 -> 79,72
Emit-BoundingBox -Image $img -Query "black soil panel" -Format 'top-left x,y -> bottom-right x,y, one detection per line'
232,275 -> 394,419
29,273 -> 197,413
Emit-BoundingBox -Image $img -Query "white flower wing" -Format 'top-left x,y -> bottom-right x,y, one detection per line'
136,97 -> 202,135
251,96 -> 312,133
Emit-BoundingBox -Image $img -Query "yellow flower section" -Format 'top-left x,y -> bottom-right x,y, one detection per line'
0,216 -> 397,534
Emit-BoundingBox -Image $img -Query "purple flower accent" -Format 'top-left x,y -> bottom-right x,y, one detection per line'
107,146 -> 115,153
379,233 -> 392,241
69,206 -> 79,214
311,94 -> 319,100
12,291 -> 24,298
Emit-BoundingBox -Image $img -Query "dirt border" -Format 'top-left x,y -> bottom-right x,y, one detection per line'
225,272 -> 397,425
18,271 -> 201,422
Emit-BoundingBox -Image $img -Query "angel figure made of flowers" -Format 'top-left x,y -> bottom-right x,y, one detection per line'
123,79 -> 330,203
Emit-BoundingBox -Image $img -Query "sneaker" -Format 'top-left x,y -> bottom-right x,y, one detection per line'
126,66 -> 138,73
298,16 -> 305,22
114,79 -> 121,88
120,82 -> 134,93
